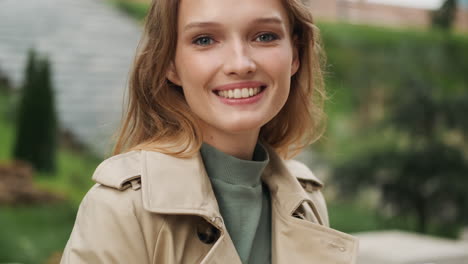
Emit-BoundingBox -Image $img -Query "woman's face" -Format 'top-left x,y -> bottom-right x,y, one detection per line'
169,0 -> 299,142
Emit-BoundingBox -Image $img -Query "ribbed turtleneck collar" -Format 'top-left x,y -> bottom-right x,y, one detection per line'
200,142 -> 269,187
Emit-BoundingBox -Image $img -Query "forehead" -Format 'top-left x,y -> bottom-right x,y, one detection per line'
177,0 -> 290,29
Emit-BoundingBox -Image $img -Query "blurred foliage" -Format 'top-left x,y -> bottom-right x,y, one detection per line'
1,84 -> 99,205
0,91 -> 14,161
35,149 -> 101,205
322,24 -> 468,237
13,50 -> 58,173
432,0 -> 458,30
318,23 -> 468,156
108,0 -> 150,21
0,84 -> 99,263
328,199 -> 461,237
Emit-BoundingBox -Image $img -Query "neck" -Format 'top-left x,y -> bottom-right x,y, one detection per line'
202,128 -> 260,160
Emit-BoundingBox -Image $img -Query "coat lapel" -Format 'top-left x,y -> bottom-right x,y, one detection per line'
199,231 -> 242,264
263,149 -> 359,264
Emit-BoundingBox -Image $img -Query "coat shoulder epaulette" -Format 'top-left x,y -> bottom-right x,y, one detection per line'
285,159 -> 324,190
92,150 -> 142,191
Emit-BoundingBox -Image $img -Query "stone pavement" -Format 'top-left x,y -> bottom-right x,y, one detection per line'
0,0 -> 142,155
356,230 -> 468,264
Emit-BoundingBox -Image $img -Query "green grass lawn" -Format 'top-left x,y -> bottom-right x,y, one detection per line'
0,203 -> 77,264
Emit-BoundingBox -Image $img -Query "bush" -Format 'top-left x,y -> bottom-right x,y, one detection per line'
323,25 -> 468,236
431,0 -> 458,30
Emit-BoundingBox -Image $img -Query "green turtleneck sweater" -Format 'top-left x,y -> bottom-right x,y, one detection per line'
200,143 -> 271,264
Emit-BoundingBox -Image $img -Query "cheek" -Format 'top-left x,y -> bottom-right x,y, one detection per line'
263,47 -> 294,107
256,46 -> 293,79
175,49 -> 222,87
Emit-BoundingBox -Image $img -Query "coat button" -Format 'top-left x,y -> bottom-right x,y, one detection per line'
196,220 -> 220,244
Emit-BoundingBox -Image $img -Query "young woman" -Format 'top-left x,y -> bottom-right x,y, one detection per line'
61,0 -> 358,263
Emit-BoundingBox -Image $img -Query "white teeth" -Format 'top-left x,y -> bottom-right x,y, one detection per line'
233,89 -> 241,98
241,88 -> 249,98
217,87 -> 263,99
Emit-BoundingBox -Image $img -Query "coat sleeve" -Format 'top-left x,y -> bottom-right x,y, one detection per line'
60,185 -> 150,264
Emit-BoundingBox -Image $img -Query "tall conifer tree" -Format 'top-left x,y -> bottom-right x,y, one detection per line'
13,50 -> 57,172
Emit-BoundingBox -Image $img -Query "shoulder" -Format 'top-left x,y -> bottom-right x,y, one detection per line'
62,152 -> 160,263
76,149 -> 171,220
284,159 -> 324,191
92,150 -> 143,190
74,151 -> 146,220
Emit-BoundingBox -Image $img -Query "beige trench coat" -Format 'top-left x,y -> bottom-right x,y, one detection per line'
61,147 -> 358,264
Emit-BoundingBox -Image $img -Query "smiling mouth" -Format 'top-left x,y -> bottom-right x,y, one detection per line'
214,86 -> 267,99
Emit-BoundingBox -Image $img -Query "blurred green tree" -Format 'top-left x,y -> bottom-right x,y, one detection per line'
332,77 -> 468,234
13,49 -> 57,172
431,0 -> 458,30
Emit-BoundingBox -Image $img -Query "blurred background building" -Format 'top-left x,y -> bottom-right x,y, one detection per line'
309,0 -> 468,32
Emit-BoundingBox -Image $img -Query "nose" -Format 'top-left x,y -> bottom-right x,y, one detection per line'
223,41 -> 256,77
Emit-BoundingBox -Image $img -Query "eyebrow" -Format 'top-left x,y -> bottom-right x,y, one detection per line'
183,16 -> 284,32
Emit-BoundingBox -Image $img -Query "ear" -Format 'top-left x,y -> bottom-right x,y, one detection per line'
166,62 -> 182,86
291,36 -> 300,76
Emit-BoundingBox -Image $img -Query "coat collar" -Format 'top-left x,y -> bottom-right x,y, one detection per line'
140,147 -> 314,223
140,149 -> 221,220
92,147 -> 315,222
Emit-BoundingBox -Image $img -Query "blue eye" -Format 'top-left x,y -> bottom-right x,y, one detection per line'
255,33 -> 279,42
193,36 -> 214,46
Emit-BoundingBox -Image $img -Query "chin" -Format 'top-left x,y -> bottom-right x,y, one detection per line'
219,119 -> 266,134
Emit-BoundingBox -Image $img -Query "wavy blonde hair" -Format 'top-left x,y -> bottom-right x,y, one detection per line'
113,0 -> 326,159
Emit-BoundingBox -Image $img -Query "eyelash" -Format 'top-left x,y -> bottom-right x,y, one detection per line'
193,35 -> 214,46
192,32 -> 280,46
254,32 -> 280,42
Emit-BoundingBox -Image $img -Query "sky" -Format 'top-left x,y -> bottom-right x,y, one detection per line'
366,0 -> 444,9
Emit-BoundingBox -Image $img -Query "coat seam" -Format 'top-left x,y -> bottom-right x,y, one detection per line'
134,204 -> 150,263
152,214 -> 168,264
